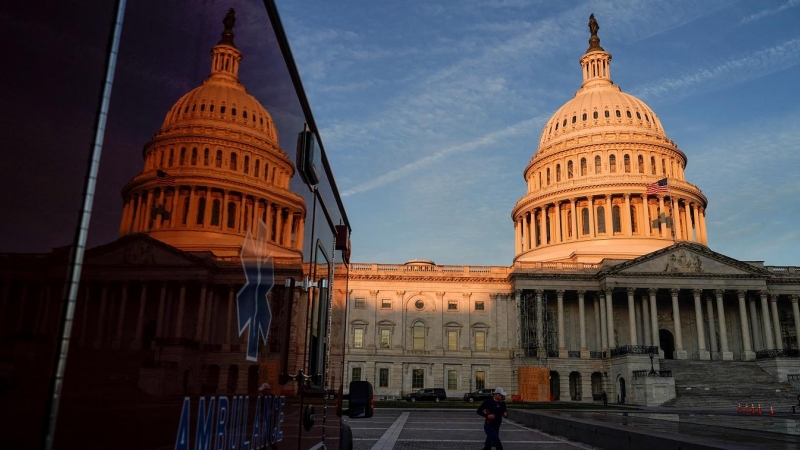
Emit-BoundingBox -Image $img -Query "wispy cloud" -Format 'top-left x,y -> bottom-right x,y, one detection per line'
342,116 -> 542,196
631,37 -> 800,100
741,0 -> 800,24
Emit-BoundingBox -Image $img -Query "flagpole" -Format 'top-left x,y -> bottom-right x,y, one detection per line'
668,177 -> 677,243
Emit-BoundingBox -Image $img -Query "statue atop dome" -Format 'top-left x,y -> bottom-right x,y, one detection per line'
586,13 -> 604,53
218,8 -> 236,47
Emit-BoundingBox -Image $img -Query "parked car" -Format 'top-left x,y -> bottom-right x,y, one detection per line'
405,388 -> 447,402
463,388 -> 495,402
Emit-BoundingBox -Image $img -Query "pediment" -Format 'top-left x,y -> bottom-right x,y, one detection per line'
85,234 -> 208,268
602,243 -> 768,277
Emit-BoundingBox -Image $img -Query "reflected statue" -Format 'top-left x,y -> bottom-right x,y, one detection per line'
589,14 -> 599,37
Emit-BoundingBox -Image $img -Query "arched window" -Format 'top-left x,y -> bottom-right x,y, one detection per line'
661,158 -> 667,175
604,110 -> 610,118
637,155 -> 644,173
556,164 -> 561,182
612,205 -> 621,233
196,197 -> 206,225
204,148 -> 209,166
181,197 -> 189,225
191,148 -> 197,165
244,155 -> 250,174
227,202 -> 236,229
567,210 -> 572,237
538,172 -> 542,188
412,321 -> 425,350
594,156 -> 601,174
609,154 -> 616,173
180,148 -> 186,166
580,158 -> 587,176
615,109 -> 621,118
593,111 -> 598,119
210,199 -> 220,226
547,168 -> 551,185
546,215 -> 551,243
597,206 -> 606,234
630,205 -> 638,233
230,153 -> 238,171
650,156 -> 656,175
264,163 -> 269,181
567,161 -> 574,179
168,149 -> 174,167
624,154 -> 631,173
254,160 -> 260,178
582,113 -> 587,121
581,208 -> 590,235
216,150 -> 222,168
626,110 -> 632,118
159,151 -> 164,167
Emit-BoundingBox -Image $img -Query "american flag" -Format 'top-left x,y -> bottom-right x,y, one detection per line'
156,169 -> 175,186
646,178 -> 668,195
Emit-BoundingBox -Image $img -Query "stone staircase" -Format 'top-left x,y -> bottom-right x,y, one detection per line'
659,359 -> 800,409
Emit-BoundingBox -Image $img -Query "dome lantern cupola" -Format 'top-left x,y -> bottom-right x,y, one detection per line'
580,14 -> 612,89
209,8 -> 242,83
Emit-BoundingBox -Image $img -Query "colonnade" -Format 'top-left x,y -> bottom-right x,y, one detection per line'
514,193 -> 708,252
120,186 -> 304,250
519,287 -> 800,361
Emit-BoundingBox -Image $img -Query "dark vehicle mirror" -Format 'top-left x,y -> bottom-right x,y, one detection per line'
346,380 -> 374,418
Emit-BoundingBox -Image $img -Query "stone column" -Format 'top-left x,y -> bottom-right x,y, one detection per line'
791,295 -> 800,352
699,207 -> 708,245
593,295 -> 601,351
605,288 -> 615,348
706,296 -> 718,358
570,198 -> 578,241
515,219 -> 521,252
195,283 -> 207,341
187,187 -> 197,228
588,197 -> 596,238
683,202 -> 692,241
538,208 -> 546,245
155,283 -> 167,339
535,289 -> 544,357
112,283 -> 129,350
223,286 -> 234,351
649,288 -> 660,356
170,188 -> 180,228
144,191 -> 155,230
670,289 -> 686,359
578,290 -> 588,357
627,288 -> 637,345
604,195 -> 612,236
642,195 -> 651,237
658,196 -> 667,237
641,294 -> 651,346
557,290 -> 566,358
693,289 -> 709,360
175,282 -> 187,339
760,290 -> 775,349
737,290 -> 755,360
555,202 -> 562,244
749,297 -> 763,351
624,194 -> 632,236
93,284 -> 108,349
770,294 -> 783,350
156,190 -> 166,229
599,294 -> 608,350
715,289 -> 733,360
132,283 -> 147,349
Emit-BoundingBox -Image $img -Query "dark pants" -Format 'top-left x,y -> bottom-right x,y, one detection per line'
483,424 -> 503,450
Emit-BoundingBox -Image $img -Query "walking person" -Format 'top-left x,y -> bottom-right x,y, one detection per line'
477,387 -> 509,450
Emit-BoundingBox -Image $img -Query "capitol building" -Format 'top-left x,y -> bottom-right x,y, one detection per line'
343,16 -> 800,405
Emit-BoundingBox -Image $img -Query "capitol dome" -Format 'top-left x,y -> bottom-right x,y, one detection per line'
119,9 -> 305,258
512,15 -> 708,264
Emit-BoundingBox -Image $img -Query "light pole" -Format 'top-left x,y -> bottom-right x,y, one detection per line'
648,347 -> 657,375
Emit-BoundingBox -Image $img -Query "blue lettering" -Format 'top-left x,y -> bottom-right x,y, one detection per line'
250,396 -> 261,450
276,396 -> 284,442
228,396 -> 240,450
215,396 -> 229,450
174,397 -> 191,450
195,397 -> 216,450
240,396 -> 250,450
259,395 -> 270,449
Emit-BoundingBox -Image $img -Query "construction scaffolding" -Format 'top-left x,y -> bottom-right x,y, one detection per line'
517,290 -> 556,365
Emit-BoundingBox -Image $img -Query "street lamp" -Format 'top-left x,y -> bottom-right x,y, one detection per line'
648,347 -> 657,375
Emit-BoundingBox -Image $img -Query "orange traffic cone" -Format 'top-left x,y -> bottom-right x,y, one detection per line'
770,406 -> 774,415
745,404 -> 750,413
737,403 -> 742,414
751,404 -> 756,415
758,404 -> 763,415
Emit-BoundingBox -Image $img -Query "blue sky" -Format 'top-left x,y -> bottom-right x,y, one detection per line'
276,0 -> 800,267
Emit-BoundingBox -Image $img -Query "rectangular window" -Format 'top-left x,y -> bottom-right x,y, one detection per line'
352,367 -> 361,382
353,328 -> 363,348
476,371 -> 485,390
380,329 -> 391,349
475,301 -> 485,311
412,369 -> 424,389
379,368 -> 389,388
354,298 -> 365,308
381,298 -> 391,309
475,331 -> 485,351
447,330 -> 458,351
447,300 -> 458,310
447,370 -> 458,390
